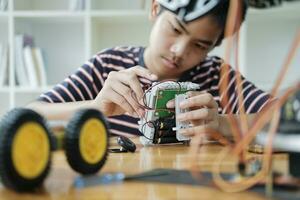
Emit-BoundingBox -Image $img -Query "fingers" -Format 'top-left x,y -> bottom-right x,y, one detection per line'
109,66 -> 157,101
113,74 -> 144,102
127,66 -> 157,100
179,121 -> 218,137
179,123 -> 230,145
100,66 -> 157,116
179,125 -> 208,137
167,92 -> 218,110
106,87 -> 136,116
180,91 -> 218,109
129,65 -> 158,81
111,81 -> 142,113
177,107 -> 218,121
166,99 -> 175,108
176,92 -> 218,127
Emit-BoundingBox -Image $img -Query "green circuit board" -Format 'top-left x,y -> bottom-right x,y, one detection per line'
154,89 -> 188,118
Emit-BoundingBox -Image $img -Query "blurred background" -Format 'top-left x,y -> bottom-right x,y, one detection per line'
0,0 -> 299,116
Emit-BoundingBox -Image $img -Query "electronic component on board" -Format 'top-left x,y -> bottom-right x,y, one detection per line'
138,81 -> 200,146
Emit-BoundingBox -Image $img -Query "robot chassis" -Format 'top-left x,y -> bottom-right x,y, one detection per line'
139,81 -> 200,145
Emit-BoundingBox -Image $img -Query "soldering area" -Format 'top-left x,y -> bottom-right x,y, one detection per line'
0,0 -> 300,199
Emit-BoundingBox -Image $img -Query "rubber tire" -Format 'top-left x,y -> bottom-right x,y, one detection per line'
64,109 -> 109,175
0,108 -> 53,191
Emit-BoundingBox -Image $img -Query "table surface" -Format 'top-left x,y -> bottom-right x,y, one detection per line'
0,137 -> 289,200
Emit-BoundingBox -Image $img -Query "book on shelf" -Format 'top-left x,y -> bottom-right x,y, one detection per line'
32,48 -> 47,87
0,43 -> 8,87
15,34 -> 30,87
14,34 -> 47,88
23,46 -> 39,88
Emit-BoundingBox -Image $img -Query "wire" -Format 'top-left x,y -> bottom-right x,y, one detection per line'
133,80 -> 185,138
140,121 -> 156,140
187,0 -> 300,193
130,80 -> 182,112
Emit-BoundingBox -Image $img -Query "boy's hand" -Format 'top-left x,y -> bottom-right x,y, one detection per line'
167,91 -> 219,137
93,66 -> 157,117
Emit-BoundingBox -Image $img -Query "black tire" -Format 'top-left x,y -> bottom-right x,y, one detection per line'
64,109 -> 109,175
0,108 -> 53,191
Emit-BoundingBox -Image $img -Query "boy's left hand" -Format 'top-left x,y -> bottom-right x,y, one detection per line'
166,91 -> 219,137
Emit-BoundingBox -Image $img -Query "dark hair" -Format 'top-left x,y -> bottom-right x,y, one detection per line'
158,0 -> 248,46
209,0 -> 248,46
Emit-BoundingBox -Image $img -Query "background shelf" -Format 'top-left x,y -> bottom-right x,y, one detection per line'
13,11 -> 86,18
14,18 -> 85,85
14,0 -> 70,11
90,0 -> 145,11
0,92 -> 10,115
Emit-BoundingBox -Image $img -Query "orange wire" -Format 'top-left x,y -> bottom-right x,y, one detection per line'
188,0 -> 300,193
233,28 -> 300,155
212,84 -> 300,192
219,0 -> 243,144
189,0 -> 247,187
212,108 -> 280,192
234,30 -> 248,133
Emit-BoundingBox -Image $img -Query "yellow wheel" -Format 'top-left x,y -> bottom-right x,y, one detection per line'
0,108 -> 53,191
64,109 -> 109,174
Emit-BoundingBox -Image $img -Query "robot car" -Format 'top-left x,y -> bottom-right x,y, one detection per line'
0,108 -> 109,191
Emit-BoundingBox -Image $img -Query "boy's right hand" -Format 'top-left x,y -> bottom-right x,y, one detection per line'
92,66 -> 158,117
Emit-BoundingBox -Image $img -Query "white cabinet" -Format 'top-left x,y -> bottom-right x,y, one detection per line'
14,0 -> 70,11
0,0 -> 151,116
0,0 -> 299,117
14,16 -> 86,85
91,0 -> 145,10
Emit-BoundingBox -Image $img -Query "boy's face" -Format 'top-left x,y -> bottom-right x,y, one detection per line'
144,2 -> 222,80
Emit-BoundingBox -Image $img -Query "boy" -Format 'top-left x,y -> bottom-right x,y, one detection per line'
28,0 -> 272,139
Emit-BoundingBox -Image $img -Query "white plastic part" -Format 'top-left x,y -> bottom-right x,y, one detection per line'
174,93 -> 191,141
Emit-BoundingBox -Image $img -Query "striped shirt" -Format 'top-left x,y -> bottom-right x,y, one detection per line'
38,46 -> 271,137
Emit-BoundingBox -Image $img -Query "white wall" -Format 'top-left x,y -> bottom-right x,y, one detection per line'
247,18 -> 299,91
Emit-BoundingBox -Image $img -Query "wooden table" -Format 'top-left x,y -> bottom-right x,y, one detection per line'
0,137 -> 288,200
